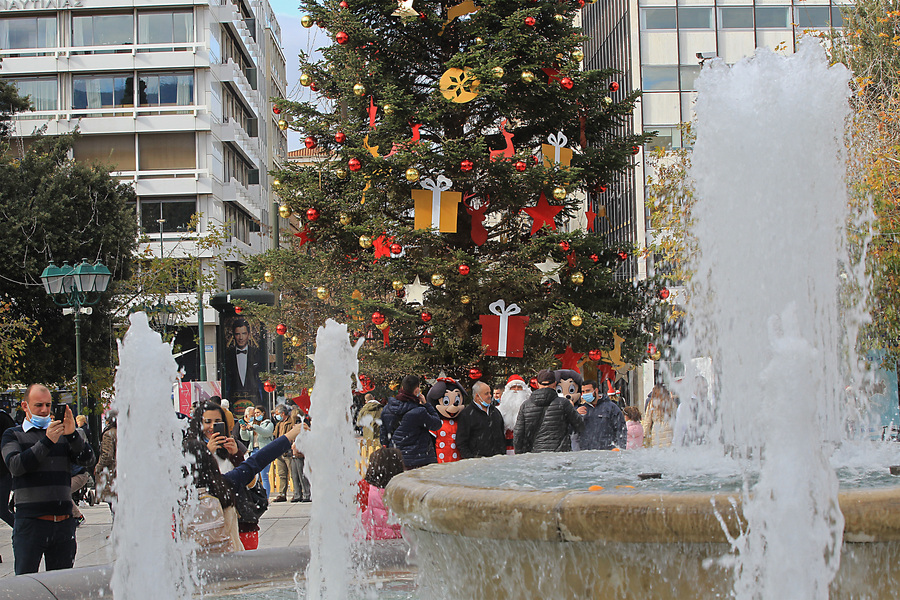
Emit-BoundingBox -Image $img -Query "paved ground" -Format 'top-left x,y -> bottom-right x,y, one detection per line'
0,499 -> 313,578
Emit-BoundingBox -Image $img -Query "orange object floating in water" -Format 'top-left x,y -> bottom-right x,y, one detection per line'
588,485 -> 604,491
611,448 -> 621,452
615,485 -> 635,489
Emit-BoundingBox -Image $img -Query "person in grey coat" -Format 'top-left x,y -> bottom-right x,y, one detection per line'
513,370 -> 585,454
574,380 -> 627,450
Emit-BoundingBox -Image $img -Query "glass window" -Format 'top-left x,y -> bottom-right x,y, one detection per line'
680,65 -> 702,91
6,77 -> 57,110
678,8 -> 712,29
138,11 -> 194,45
645,127 -> 680,152
755,7 -> 789,28
139,133 -> 196,170
140,198 -> 196,234
795,6 -> 830,28
72,74 -> 134,109
642,66 -> 679,91
73,134 -> 136,171
72,14 -> 133,46
831,7 -> 844,27
0,16 -> 56,49
139,72 -> 194,106
720,7 -> 753,29
644,8 -> 676,30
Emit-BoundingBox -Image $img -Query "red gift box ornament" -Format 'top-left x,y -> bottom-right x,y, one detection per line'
479,299 -> 529,358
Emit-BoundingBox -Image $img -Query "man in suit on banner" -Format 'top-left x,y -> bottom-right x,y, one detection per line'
223,318 -> 265,410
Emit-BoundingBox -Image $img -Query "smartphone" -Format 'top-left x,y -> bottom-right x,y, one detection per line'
212,422 -> 228,438
53,403 -> 68,422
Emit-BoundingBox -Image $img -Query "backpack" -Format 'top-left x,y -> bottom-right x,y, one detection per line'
184,490 -> 234,554
232,476 -> 268,524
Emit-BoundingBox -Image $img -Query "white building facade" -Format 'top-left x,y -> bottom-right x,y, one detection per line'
0,0 -> 287,380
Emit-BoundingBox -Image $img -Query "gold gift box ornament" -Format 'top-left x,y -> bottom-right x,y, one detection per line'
542,131 -> 573,167
413,174 -> 461,233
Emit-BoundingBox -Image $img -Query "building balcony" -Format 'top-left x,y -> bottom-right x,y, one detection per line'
114,169 -> 214,197
0,43 -> 208,74
221,176 -> 262,212
210,60 -> 260,114
213,116 -> 263,168
11,105 -> 208,137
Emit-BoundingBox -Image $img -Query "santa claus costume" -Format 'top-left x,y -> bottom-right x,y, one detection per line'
498,375 -> 532,454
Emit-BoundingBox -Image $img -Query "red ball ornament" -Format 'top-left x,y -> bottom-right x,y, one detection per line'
647,343 -> 657,355
306,208 -> 320,221
588,349 -> 603,361
371,311 -> 385,325
305,136 -> 317,149
599,184 -> 608,193
560,77 -> 574,90
421,311 -> 432,322
559,241 -> 570,252
336,31 -> 349,44
458,264 -> 470,275
591,254 -> 599,262
632,145 -> 640,155
658,288 -> 670,300
529,377 -> 539,389
334,131 -> 347,144
339,0 -> 348,7
469,367 -> 483,380
609,81 -> 620,92
264,380 -> 276,393
515,160 -> 527,172
276,324 -> 287,335
617,251 -> 628,261
419,11 -> 425,19
273,106 -> 281,114
389,242 -> 402,255
309,82 -> 319,92
395,288 -> 406,299
460,159 -> 474,172
234,306 -> 243,314
524,16 -> 536,26
578,0 -> 584,6
348,158 -> 361,171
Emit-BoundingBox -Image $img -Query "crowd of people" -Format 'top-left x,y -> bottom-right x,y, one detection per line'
0,371 -> 690,573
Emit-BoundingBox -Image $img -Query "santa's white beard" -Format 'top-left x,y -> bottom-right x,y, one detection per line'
498,387 -> 531,431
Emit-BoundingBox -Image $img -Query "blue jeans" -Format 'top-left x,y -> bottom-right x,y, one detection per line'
13,516 -> 77,574
250,449 -> 271,498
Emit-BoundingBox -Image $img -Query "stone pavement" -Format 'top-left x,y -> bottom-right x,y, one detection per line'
0,499 -> 313,578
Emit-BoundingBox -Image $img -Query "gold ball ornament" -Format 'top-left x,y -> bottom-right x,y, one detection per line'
475,37 -> 484,44
353,83 -> 366,97
335,168 -> 348,180
263,271 -> 274,283
316,286 -> 329,299
278,119 -> 288,131
431,273 -> 445,286
651,350 -> 662,361
554,13 -> 566,22
521,70 -> 535,83
291,336 -> 301,347
392,280 -> 404,291
301,14 -> 313,27
405,167 -> 420,182
359,235 -> 373,249
492,66 -> 504,79
570,314 -> 583,327
375,322 -> 389,330
440,67 -> 480,103
339,212 -> 351,225
460,295 -> 471,304
273,179 -> 281,187
299,73 -> 312,86
383,104 -> 395,115
570,271 -> 584,285
553,187 -> 567,200
572,49 -> 584,62
278,204 -> 292,218
602,96 -> 613,106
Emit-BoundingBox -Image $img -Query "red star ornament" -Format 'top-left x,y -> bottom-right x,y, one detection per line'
555,345 -> 584,372
523,192 -> 563,235
585,208 -> 597,232
294,225 -> 313,247
373,234 -> 394,259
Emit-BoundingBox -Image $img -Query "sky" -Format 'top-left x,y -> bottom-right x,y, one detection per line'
268,0 -> 319,151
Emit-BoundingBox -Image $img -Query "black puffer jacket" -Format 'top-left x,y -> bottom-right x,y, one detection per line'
389,393 -> 442,467
513,388 -> 585,453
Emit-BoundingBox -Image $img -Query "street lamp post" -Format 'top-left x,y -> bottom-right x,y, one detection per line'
40,259 -> 111,450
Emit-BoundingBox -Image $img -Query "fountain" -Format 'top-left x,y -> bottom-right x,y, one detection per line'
385,41 -> 900,599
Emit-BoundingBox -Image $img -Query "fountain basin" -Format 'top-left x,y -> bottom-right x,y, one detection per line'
386,452 -> 900,598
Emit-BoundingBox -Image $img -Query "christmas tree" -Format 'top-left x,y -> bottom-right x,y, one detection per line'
250,0 -> 658,388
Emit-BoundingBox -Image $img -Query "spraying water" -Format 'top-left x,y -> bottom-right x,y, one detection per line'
300,319 -> 365,599
683,40 -> 852,598
110,313 -> 193,599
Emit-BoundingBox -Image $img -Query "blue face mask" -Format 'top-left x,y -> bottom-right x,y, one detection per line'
255,415 -> 264,421
274,414 -> 283,422
582,393 -> 595,403
479,397 -> 492,408
29,415 -> 52,429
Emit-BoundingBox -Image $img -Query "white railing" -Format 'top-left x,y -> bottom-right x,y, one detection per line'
114,168 -> 210,182
14,104 -> 207,122
0,41 -> 205,59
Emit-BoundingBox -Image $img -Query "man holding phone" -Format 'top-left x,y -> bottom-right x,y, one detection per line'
1,384 -> 95,574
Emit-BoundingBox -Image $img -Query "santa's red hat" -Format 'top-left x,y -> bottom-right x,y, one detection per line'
506,374 -> 525,386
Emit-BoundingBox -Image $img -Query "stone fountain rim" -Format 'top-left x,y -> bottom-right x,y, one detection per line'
386,464 -> 900,544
